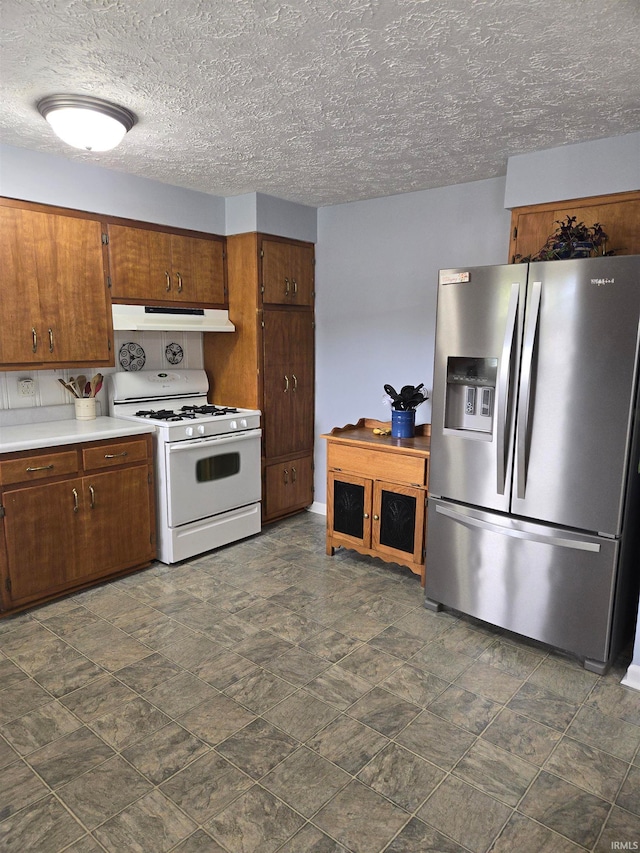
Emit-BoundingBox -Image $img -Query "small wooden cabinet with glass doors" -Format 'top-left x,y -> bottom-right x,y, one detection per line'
323,419 -> 430,586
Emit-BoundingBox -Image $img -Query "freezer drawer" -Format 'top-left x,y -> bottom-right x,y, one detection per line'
425,498 -> 620,669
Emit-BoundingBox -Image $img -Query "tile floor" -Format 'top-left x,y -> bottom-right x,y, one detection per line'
1,511 -> 639,853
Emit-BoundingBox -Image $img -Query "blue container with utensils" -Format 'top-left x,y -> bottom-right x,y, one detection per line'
391,410 -> 415,438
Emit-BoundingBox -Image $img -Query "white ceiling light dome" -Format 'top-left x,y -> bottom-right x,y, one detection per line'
37,94 -> 137,152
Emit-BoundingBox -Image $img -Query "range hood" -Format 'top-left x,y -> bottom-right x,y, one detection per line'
112,304 -> 235,333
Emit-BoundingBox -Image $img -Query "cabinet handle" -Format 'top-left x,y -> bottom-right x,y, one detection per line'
26,464 -> 54,472
284,277 -> 290,295
176,272 -> 183,293
72,488 -> 79,513
32,327 -> 37,353
47,328 -> 54,353
104,452 -> 128,459
364,512 -> 370,519
284,375 -> 289,393
283,468 -> 289,484
89,485 -> 96,509
165,271 -> 171,291
373,514 -> 380,521
291,466 -> 297,483
292,374 -> 297,392
292,278 -> 298,295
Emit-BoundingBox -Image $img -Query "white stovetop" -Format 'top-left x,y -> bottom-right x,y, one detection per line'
0,417 -> 155,454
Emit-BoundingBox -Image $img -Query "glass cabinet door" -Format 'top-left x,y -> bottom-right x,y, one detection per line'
328,471 -> 372,546
372,481 -> 425,565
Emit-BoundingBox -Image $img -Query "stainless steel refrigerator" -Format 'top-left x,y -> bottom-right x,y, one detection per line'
425,256 -> 640,673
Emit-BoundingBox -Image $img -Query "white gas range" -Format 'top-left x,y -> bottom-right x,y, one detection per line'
108,369 -> 261,564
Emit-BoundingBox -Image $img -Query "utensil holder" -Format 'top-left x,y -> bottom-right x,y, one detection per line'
391,409 -> 415,438
75,398 -> 96,421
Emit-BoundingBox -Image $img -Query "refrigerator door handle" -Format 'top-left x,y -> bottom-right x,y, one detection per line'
516,280 -> 542,499
496,282 -> 520,494
435,504 -> 601,552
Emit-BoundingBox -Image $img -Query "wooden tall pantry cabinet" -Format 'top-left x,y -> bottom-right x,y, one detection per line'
203,233 -> 315,523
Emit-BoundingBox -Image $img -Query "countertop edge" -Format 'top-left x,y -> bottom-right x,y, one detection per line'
0,417 -> 156,454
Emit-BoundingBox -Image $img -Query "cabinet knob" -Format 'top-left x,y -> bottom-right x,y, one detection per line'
363,513 -> 369,519
373,514 -> 380,521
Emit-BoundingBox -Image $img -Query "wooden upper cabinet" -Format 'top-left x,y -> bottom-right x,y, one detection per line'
107,224 -> 172,300
508,191 -> 640,263
107,223 -> 226,305
0,201 -> 112,369
262,238 -> 314,306
171,234 -> 226,304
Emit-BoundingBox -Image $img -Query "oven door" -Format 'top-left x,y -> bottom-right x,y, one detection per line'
165,430 -> 262,527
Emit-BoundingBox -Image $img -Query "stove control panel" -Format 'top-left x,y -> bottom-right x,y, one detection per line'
185,425 -> 208,437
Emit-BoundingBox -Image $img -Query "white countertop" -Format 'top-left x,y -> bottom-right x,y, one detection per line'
0,417 -> 155,454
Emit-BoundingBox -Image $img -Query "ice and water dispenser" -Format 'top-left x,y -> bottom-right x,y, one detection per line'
444,357 -> 497,435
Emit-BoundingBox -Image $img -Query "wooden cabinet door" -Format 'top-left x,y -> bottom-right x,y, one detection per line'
262,239 -> 291,304
288,311 -> 315,456
327,470 -> 372,548
0,206 -> 43,364
79,465 -> 154,580
372,481 -> 425,566
108,223 -> 173,300
2,478 -> 83,604
262,310 -> 314,459
170,234 -> 226,304
289,243 -> 315,306
262,239 -> 314,306
34,212 -> 111,363
0,206 -> 111,366
264,454 -> 313,520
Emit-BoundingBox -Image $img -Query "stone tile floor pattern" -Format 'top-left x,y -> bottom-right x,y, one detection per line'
0,511 -> 639,852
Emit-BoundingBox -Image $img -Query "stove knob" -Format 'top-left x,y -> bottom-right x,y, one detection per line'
240,418 -> 248,428
229,420 -> 238,430
185,426 -> 194,437
197,425 -> 206,435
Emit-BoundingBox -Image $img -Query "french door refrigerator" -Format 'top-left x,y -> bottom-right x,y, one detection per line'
425,256 -> 640,673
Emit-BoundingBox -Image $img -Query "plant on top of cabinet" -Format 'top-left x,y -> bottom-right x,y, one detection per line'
514,216 -> 612,262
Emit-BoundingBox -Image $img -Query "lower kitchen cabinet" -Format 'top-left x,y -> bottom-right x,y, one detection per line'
0,434 -> 156,613
323,419 -> 430,585
264,454 -> 314,520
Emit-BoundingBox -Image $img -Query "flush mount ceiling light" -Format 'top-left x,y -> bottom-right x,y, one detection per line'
37,94 -> 137,152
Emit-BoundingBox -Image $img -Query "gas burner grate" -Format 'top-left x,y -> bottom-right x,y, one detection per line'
135,408 -> 189,422
180,405 -> 239,416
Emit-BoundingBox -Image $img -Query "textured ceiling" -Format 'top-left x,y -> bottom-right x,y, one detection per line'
1,0 -> 639,207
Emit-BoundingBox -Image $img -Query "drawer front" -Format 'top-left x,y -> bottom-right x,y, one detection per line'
83,437 -> 150,471
0,450 -> 79,486
328,443 -> 426,485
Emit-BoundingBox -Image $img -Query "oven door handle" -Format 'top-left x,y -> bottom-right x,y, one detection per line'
166,429 -> 262,453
